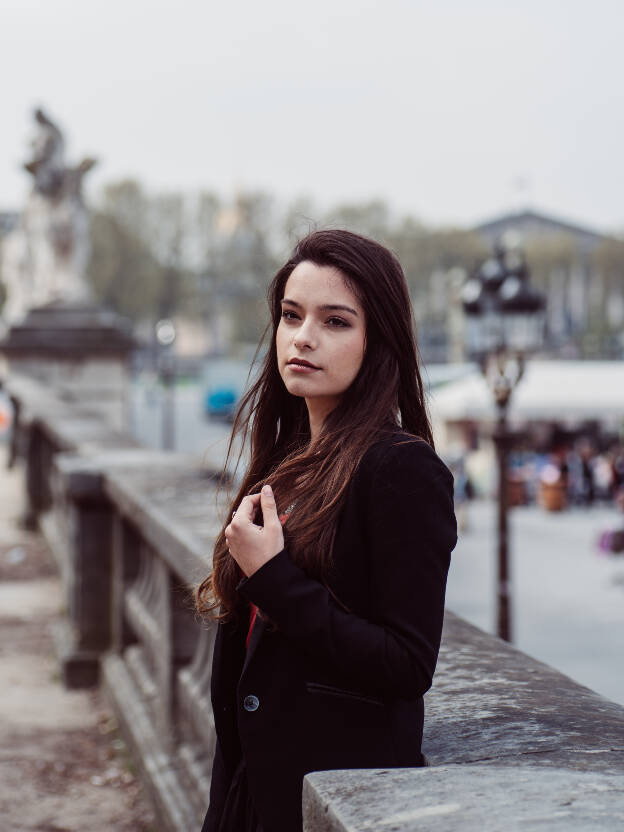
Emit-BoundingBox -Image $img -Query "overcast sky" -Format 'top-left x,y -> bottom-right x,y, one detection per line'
2,0 -> 623,232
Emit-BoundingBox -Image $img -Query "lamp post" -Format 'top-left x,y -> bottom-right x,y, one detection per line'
461,238 -> 546,642
155,318 -> 176,451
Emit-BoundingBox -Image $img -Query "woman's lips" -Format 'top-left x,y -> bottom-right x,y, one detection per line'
287,360 -> 320,373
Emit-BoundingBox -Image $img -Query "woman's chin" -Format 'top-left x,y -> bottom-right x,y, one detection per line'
284,379 -> 315,398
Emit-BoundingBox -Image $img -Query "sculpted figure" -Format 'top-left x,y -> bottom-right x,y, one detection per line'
1,108 -> 97,323
23,108 -> 66,196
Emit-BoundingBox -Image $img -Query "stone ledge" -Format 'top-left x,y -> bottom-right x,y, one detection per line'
2,372 -> 138,453
423,613 -> 624,773
303,613 -> 624,830
55,450 -> 196,502
102,464 -> 225,586
303,764 -> 624,831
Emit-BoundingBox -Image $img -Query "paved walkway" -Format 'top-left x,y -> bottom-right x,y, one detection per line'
0,443 -> 157,831
447,497 -> 624,706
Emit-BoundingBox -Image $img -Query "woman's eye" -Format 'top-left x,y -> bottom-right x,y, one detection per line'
327,317 -> 349,328
281,310 -> 299,321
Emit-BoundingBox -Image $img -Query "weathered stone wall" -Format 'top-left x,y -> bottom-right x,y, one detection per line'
4,371 -> 624,831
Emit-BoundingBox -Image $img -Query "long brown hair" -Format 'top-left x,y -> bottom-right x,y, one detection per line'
195,229 -> 433,623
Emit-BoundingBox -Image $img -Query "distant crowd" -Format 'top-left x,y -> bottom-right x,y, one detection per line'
451,438 -> 624,548
510,439 -> 624,509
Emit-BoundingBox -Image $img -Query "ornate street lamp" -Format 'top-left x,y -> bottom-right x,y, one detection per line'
461,238 -> 546,642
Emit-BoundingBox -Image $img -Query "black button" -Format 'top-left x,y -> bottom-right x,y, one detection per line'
243,694 -> 260,712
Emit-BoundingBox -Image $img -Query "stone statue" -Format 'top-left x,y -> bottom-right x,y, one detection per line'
1,108 -> 97,324
23,108 -> 66,195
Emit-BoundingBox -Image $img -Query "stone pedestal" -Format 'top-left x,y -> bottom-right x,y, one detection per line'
0,301 -> 135,431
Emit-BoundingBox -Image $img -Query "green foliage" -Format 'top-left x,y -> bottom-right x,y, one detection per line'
88,211 -> 166,321
322,199 -> 391,242
281,196 -> 319,251
230,295 -> 271,345
88,180 -> 204,322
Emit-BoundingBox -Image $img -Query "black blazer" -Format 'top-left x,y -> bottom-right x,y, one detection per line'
201,431 -> 457,832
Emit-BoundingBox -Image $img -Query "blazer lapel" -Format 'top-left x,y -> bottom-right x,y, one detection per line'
239,612 -> 267,679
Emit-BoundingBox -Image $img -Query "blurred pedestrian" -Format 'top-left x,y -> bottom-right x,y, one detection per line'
195,230 -> 457,832
594,454 -> 614,503
568,439 -> 596,507
610,444 -> 624,495
453,457 -> 474,533
579,440 -> 596,507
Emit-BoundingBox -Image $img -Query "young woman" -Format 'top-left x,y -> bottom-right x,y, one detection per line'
196,229 -> 457,832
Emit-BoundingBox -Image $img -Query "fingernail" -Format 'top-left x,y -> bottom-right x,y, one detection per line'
262,484 -> 272,495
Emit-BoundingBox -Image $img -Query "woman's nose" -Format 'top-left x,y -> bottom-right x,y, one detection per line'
293,320 -> 316,350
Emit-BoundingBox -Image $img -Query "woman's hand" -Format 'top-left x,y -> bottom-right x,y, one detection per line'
225,485 -> 285,578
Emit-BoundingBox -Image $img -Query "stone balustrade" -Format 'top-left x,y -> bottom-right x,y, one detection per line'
4,371 -> 624,831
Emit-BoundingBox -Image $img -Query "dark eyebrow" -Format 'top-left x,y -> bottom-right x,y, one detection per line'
281,298 -> 359,317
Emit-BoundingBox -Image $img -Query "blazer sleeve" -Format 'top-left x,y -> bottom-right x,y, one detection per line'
236,440 -> 457,700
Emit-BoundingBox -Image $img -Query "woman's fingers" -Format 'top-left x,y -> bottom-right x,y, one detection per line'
231,488 -> 278,525
228,493 -> 262,548
228,487 -> 276,541
232,493 -> 261,524
225,485 -> 284,575
237,495 -> 256,521
259,485 -> 279,528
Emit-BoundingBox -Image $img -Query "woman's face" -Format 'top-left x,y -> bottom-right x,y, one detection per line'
276,261 -> 366,412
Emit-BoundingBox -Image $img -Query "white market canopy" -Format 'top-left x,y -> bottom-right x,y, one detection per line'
428,361 -> 624,424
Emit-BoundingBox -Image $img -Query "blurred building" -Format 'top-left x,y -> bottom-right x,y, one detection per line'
414,208 -> 623,365
473,209 -> 624,360
475,209 -> 605,253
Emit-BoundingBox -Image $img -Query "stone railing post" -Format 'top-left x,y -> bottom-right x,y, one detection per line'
50,455 -> 114,687
100,461 -> 220,829
110,512 -> 141,655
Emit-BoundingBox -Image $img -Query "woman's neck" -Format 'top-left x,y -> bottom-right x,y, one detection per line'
305,396 -> 339,442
